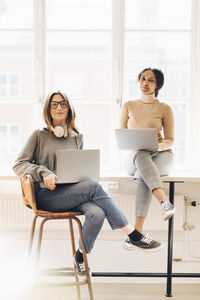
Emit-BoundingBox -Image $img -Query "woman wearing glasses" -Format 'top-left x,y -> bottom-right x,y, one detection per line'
13,91 -> 162,276
120,68 -> 176,250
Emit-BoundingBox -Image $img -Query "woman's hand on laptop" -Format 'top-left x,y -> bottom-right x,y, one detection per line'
44,174 -> 57,191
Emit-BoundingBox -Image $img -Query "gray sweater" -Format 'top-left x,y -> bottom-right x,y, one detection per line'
13,128 -> 83,190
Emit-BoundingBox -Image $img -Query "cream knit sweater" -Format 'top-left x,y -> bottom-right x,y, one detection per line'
120,96 -> 174,151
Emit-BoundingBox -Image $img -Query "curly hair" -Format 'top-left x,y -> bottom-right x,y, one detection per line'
138,68 -> 164,97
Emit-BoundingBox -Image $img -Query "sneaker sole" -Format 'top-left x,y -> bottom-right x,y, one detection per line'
123,243 -> 163,253
163,207 -> 176,221
122,243 -> 135,251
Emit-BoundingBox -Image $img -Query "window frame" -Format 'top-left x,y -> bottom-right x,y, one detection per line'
0,124 -> 21,153
33,0 -> 200,173
187,0 -> 200,172
0,0 -> 198,173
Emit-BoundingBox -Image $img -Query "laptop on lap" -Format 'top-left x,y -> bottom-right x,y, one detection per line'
56,149 -> 100,183
115,128 -> 158,151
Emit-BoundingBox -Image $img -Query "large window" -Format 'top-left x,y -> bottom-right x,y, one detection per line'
0,0 -> 199,175
124,0 -> 191,171
0,0 -> 34,173
45,0 -> 113,170
0,73 -> 20,97
0,125 -> 20,152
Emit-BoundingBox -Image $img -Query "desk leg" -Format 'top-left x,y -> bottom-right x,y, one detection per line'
166,181 -> 175,297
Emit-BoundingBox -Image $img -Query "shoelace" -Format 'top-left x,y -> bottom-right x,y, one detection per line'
78,262 -> 86,272
162,201 -> 171,212
141,234 -> 152,245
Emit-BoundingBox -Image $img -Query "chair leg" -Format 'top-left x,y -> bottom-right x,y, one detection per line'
28,215 -> 38,258
73,216 -> 94,300
69,218 -> 76,256
36,218 -> 47,267
69,218 -> 81,300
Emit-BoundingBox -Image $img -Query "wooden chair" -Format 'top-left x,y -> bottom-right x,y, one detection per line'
20,174 -> 94,300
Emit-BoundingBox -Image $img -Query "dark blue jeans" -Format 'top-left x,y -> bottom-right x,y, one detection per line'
35,179 -> 128,253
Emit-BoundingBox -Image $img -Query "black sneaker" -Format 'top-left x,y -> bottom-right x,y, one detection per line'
73,255 -> 86,276
123,234 -> 163,253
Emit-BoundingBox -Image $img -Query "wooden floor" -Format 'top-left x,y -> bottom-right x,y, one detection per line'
20,282 -> 200,300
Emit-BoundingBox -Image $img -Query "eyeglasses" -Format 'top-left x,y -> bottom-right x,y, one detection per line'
50,101 -> 68,109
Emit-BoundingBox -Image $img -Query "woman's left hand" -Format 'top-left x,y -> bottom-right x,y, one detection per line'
43,174 -> 57,191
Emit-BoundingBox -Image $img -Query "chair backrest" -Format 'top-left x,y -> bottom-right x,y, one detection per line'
20,174 -> 37,212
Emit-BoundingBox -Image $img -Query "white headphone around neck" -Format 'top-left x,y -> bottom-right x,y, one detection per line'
51,126 -> 65,138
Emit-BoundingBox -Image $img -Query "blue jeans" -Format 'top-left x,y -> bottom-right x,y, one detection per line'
35,179 -> 128,253
133,150 -> 174,217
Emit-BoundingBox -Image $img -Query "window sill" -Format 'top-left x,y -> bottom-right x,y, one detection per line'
1,172 -> 200,183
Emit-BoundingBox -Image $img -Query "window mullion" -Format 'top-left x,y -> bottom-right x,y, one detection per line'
111,0 -> 125,172
112,0 -> 125,108
34,0 -> 45,127
112,0 -> 125,138
188,0 -> 200,170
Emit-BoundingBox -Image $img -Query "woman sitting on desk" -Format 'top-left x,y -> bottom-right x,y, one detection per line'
13,91 -> 163,276
120,68 -> 176,250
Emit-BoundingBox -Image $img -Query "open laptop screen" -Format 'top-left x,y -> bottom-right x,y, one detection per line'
115,128 -> 158,151
56,149 -> 100,183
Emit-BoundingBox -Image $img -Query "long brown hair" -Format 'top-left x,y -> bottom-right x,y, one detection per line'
43,91 -> 80,136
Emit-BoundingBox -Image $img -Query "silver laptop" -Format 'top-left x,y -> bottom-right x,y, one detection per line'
115,128 -> 158,151
56,149 -> 100,183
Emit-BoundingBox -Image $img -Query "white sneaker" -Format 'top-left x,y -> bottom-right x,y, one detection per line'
161,201 -> 176,221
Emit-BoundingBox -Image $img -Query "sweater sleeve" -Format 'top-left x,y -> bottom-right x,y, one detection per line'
120,102 -> 129,128
12,130 -> 53,182
159,104 -> 174,151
